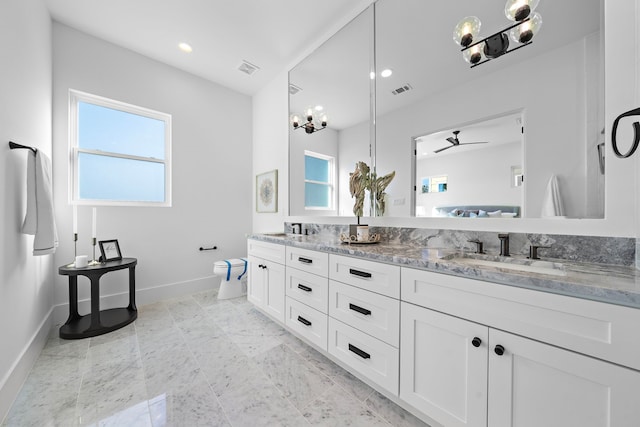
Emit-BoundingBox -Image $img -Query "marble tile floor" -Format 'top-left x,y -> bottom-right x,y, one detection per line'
2,290 -> 429,427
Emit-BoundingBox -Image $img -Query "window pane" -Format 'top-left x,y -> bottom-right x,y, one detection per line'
305,155 -> 330,183
78,102 -> 165,159
78,152 -> 165,202
305,182 -> 331,208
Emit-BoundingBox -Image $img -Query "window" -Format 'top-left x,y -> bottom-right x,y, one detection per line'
421,175 -> 448,193
304,151 -> 334,210
69,90 -> 172,206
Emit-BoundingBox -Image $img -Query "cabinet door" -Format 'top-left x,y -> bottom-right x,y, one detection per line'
247,256 -> 265,306
400,302 -> 488,427
488,329 -> 640,427
263,259 -> 285,323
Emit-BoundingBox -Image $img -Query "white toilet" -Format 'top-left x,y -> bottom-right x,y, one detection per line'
213,258 -> 248,300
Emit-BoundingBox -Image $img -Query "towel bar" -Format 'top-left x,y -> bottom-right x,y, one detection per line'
8,141 -> 37,154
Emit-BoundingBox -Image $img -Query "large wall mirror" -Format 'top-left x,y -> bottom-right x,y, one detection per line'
288,6 -> 374,217
289,0 -> 604,219
376,0 -> 604,219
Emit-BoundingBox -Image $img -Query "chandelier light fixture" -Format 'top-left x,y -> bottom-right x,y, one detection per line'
291,107 -> 328,134
453,0 -> 543,68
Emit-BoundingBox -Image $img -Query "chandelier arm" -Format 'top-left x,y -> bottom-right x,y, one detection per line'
462,17 -> 530,52
469,41 -> 532,68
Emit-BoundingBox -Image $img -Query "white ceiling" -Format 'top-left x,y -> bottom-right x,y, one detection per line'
44,0 -> 373,96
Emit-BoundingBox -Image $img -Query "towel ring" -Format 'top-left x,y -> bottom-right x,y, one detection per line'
611,107 -> 640,158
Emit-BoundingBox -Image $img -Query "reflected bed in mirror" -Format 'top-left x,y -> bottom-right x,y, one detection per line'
413,111 -> 524,217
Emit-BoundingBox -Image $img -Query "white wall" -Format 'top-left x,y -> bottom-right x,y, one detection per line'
274,0 -> 638,236
52,24 -> 253,320
0,0 -> 53,420
252,73 -> 289,232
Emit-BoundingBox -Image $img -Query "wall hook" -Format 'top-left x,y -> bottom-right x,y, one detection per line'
611,107 -> 640,158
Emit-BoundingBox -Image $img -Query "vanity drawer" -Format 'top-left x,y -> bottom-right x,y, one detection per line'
247,239 -> 286,264
286,246 -> 329,277
329,254 -> 400,298
329,280 -> 400,347
328,317 -> 399,395
401,267 -> 640,371
286,267 -> 329,313
286,297 -> 327,351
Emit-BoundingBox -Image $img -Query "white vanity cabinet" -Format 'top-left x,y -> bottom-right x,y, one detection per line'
327,254 -> 401,395
284,246 -> 330,350
247,240 -> 286,323
400,268 -> 640,427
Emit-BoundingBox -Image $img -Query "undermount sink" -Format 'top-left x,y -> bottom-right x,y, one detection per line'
441,253 -> 567,277
262,232 -> 301,238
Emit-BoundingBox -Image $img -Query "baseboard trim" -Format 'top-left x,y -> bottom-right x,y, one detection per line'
0,307 -> 53,424
53,275 -> 217,325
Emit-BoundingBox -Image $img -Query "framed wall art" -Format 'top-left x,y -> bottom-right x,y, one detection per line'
256,169 -> 278,213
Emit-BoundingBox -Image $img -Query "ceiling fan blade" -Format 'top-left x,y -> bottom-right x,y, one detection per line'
434,145 -> 455,153
445,137 -> 457,145
458,141 -> 489,146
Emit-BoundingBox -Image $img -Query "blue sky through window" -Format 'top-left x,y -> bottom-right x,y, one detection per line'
78,102 -> 165,159
75,98 -> 169,203
78,153 -> 165,202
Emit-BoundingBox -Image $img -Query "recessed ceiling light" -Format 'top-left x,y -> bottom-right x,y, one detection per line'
381,68 -> 393,78
178,42 -> 193,53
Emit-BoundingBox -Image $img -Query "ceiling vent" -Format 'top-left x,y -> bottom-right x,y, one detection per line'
237,60 -> 260,76
289,84 -> 302,95
391,84 -> 413,95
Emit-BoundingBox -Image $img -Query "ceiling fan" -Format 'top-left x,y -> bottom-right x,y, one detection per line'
434,130 -> 489,153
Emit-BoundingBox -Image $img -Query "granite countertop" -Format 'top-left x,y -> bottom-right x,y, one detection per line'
249,233 -> 640,310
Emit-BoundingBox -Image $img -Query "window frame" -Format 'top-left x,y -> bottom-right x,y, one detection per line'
69,89 -> 172,207
303,150 -> 335,211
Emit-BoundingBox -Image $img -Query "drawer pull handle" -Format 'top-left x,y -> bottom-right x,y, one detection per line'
297,284 -> 312,292
348,343 -> 371,359
471,337 -> 482,348
349,303 -> 371,316
298,257 -> 313,264
494,345 -> 505,356
297,316 -> 312,326
349,268 -> 372,278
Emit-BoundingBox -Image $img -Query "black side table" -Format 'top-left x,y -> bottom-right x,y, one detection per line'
58,258 -> 138,339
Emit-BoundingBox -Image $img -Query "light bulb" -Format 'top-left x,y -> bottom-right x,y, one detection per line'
291,115 -> 299,127
509,12 -> 542,43
321,114 -> 328,126
178,42 -> 193,53
453,16 -> 481,47
305,108 -> 313,121
504,0 -> 539,22
463,42 -> 485,65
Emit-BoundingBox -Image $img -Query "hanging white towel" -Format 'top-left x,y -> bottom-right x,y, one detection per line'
22,150 -> 58,255
540,174 -> 566,217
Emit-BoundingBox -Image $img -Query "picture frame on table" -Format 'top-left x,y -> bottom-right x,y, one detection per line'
256,169 -> 278,213
98,239 -> 122,262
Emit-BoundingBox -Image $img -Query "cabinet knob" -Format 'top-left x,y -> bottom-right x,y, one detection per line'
494,344 -> 505,356
471,337 -> 482,347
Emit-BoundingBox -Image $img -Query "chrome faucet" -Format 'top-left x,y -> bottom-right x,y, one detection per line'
291,223 -> 302,234
498,233 -> 510,257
